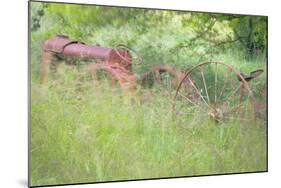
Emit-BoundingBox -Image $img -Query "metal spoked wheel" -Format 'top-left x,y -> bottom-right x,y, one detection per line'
114,44 -> 143,65
140,65 -> 187,97
172,62 -> 256,124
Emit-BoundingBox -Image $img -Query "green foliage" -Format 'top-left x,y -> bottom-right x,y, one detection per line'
30,2 -> 267,186
229,16 -> 267,59
30,74 -> 266,186
30,2 -> 267,70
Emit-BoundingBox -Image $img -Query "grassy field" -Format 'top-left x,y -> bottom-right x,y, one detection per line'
30,57 -> 267,186
29,3 -> 268,186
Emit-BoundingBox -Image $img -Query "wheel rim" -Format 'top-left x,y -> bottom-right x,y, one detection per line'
114,44 -> 143,65
172,62 -> 256,123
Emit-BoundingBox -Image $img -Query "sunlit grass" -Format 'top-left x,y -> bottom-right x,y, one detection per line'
29,3 -> 267,186
30,65 -> 267,186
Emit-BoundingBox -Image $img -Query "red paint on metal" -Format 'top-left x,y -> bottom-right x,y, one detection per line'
43,35 -> 78,53
41,35 -> 135,92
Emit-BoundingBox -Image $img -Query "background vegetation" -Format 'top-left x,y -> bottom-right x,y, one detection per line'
30,2 -> 267,186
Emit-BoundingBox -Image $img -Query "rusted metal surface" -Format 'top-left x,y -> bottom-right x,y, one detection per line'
41,35 -> 264,123
172,61 -> 257,122
140,65 -> 186,86
40,35 -> 136,92
88,63 -> 137,92
43,35 -> 78,53
140,65 -> 197,97
238,69 -> 264,82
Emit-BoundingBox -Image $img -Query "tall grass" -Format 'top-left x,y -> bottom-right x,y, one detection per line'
30,61 -> 267,186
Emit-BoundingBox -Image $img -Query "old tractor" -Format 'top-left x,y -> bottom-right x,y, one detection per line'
40,35 -> 265,123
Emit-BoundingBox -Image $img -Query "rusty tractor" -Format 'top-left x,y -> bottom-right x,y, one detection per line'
40,35 -> 138,93
40,35 -> 265,123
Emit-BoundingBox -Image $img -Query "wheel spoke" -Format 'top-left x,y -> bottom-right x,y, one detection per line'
200,66 -> 210,104
225,83 -> 243,102
218,69 -> 230,100
186,76 -> 211,108
173,62 -> 255,123
178,90 -> 201,107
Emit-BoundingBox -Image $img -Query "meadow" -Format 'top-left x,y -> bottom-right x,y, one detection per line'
30,2 -> 267,186
30,60 -> 267,186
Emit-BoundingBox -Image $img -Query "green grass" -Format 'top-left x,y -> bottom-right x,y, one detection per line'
30,4 -> 267,185
30,61 -> 267,186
